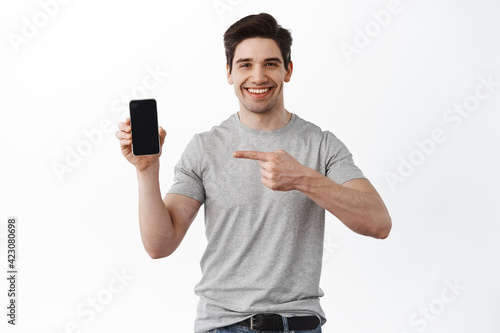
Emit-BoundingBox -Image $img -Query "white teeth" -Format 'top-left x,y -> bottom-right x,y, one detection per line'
247,88 -> 270,94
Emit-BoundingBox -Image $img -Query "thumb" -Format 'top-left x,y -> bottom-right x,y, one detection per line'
159,126 -> 167,147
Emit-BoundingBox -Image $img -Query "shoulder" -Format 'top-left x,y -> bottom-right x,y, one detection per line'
292,114 -> 354,159
292,114 -> 340,142
195,113 -> 236,142
292,114 -> 322,133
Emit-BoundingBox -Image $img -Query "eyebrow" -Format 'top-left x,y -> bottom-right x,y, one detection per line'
234,57 -> 283,64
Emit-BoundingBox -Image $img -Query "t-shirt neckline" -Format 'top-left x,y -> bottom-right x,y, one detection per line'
232,112 -> 297,135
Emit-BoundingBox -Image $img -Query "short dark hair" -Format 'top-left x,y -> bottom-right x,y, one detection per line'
223,13 -> 292,73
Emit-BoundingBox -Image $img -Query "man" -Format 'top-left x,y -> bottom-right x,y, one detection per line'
116,13 -> 391,333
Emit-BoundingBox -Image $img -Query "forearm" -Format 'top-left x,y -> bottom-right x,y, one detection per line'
136,163 -> 175,257
297,169 -> 391,239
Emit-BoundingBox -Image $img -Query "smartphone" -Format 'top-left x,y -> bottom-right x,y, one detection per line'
129,99 -> 160,156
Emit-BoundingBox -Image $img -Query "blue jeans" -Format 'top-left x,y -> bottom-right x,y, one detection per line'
200,317 -> 322,333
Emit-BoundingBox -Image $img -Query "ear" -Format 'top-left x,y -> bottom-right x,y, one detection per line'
226,64 -> 233,85
284,61 -> 293,83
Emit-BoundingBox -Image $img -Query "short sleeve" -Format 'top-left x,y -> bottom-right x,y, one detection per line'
167,135 -> 206,204
323,131 -> 366,185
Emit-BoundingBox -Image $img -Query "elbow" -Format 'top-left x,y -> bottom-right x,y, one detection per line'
148,252 -> 167,259
374,215 -> 392,239
145,247 -> 172,259
376,227 -> 391,239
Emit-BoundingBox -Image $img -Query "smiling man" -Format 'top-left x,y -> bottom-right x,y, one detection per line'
116,12 -> 391,333
229,37 -> 290,115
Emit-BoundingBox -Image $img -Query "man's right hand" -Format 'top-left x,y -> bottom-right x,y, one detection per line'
115,117 -> 167,172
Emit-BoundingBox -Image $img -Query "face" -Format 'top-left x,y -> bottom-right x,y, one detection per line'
227,37 -> 293,115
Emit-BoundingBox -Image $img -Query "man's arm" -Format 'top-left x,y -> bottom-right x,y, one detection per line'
233,149 -> 391,239
298,176 -> 391,239
116,118 -> 202,259
137,166 -> 202,258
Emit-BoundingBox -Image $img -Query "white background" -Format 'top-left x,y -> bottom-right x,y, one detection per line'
1,0 -> 499,332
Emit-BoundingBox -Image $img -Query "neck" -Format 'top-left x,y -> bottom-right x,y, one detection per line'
237,106 -> 292,131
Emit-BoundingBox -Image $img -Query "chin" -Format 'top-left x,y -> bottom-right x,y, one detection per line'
242,101 -> 277,114
248,107 -> 272,114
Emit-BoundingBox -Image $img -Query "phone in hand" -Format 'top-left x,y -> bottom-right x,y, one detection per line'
129,99 -> 160,156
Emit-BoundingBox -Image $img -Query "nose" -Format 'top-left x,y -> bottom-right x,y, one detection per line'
250,65 -> 268,85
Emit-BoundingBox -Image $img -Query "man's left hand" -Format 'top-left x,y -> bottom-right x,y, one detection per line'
233,149 -> 310,191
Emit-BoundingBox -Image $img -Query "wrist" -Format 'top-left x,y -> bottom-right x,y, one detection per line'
296,166 -> 323,193
136,162 -> 160,179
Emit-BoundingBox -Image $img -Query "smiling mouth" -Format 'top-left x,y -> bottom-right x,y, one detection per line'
246,87 -> 271,94
244,87 -> 274,99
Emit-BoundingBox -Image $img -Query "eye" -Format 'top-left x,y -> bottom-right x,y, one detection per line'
240,63 -> 251,68
266,62 -> 278,67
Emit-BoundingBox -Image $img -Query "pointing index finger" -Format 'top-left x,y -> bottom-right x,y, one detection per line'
233,150 -> 270,161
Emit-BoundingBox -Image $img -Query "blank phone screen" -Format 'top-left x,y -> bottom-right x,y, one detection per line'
129,99 -> 160,156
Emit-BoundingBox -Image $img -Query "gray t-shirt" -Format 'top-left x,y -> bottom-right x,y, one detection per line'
167,113 -> 365,332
